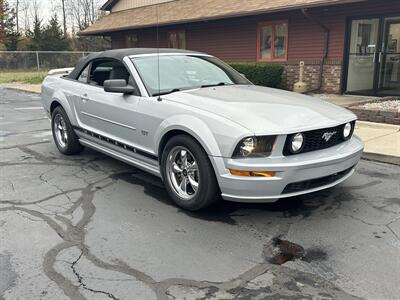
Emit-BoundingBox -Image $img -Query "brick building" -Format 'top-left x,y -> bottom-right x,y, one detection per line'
82,0 -> 400,95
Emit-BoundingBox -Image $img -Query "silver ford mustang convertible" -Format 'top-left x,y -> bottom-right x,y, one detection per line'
41,49 -> 364,211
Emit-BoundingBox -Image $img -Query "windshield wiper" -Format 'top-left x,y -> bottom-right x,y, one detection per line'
153,88 -> 181,97
200,82 -> 233,88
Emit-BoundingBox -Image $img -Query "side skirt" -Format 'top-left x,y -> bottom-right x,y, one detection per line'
79,138 -> 162,178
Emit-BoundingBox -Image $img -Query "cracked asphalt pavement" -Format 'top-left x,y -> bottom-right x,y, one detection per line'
1,87 -> 400,300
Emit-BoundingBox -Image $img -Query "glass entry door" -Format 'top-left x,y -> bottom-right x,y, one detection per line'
346,18 -> 380,94
345,16 -> 400,95
378,18 -> 400,95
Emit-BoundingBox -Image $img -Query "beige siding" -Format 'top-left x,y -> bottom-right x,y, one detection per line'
111,0 -> 176,12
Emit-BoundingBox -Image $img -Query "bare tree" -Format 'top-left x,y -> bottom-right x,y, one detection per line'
15,0 -> 18,31
61,0 -> 66,36
74,0 -> 103,30
31,0 -> 41,21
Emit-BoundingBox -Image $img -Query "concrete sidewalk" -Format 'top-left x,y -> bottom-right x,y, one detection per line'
355,121 -> 400,165
0,83 -> 41,94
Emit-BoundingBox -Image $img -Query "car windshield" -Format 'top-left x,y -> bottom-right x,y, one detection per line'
131,55 -> 251,96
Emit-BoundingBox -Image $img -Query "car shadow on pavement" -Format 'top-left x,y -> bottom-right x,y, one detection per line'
110,166 -> 337,226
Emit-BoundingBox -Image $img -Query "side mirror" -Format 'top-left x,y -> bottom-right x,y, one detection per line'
104,79 -> 136,94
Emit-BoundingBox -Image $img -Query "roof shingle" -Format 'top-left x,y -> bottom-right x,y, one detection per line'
82,0 -> 366,35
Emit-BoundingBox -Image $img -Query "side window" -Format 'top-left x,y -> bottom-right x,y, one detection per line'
78,64 -> 90,83
89,59 -> 140,95
89,60 -> 113,87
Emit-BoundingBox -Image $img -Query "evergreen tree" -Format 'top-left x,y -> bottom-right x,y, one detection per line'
26,15 -> 43,50
0,0 -> 8,47
41,14 -> 70,51
4,6 -> 20,50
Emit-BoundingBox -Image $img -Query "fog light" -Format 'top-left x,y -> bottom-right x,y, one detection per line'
343,122 -> 352,140
290,133 -> 304,153
229,169 -> 276,177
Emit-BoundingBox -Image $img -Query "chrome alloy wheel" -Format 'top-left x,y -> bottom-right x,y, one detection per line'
166,147 -> 199,200
53,114 -> 68,148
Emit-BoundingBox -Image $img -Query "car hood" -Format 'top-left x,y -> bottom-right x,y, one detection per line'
165,85 -> 356,135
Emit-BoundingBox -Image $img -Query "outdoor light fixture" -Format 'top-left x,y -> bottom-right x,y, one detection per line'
232,136 -> 276,158
290,133 -> 305,153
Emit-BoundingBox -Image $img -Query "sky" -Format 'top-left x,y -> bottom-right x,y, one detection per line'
8,0 -> 106,31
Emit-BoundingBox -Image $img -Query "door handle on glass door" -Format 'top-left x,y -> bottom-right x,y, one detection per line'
378,52 -> 383,63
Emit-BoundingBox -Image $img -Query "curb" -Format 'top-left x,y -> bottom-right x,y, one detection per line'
1,85 -> 41,95
362,152 -> 400,166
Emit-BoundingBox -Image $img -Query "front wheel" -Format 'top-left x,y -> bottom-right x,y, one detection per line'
51,106 -> 83,155
161,135 -> 219,211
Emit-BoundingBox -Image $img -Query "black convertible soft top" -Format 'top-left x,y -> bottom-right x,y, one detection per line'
68,48 -> 203,79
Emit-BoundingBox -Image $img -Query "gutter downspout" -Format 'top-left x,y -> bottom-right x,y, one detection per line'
301,8 -> 330,92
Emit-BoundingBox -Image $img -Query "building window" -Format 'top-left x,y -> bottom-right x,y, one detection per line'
126,34 -> 139,48
257,21 -> 288,62
168,31 -> 186,49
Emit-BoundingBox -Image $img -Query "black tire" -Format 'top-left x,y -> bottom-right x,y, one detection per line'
161,134 -> 220,211
51,106 -> 83,155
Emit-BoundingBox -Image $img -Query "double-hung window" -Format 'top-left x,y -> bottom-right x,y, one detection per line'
257,21 -> 288,62
168,30 -> 186,49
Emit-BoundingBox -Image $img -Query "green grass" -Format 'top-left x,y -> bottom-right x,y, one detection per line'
0,70 -> 48,84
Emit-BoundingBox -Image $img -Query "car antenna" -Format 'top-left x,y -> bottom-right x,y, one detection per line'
156,5 -> 162,102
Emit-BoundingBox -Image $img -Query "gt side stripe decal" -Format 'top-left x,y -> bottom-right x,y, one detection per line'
73,126 -> 158,161
80,111 -> 137,131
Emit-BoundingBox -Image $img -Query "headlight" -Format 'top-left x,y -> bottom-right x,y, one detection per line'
232,136 -> 276,158
342,122 -> 352,140
290,133 -> 305,153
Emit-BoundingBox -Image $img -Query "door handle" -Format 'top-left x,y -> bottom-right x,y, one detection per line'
378,52 -> 383,64
81,94 -> 90,103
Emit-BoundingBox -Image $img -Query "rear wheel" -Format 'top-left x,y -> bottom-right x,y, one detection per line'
51,106 -> 83,155
161,135 -> 219,211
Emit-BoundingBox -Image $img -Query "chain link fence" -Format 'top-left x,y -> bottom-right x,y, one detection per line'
0,51 -> 93,71
0,51 -> 94,84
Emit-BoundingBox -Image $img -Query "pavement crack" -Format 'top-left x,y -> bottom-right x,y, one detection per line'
0,140 -> 50,150
71,252 -> 120,300
386,216 -> 400,241
0,188 -> 84,206
341,213 -> 386,226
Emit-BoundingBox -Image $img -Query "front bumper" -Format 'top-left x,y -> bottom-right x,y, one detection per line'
211,135 -> 364,203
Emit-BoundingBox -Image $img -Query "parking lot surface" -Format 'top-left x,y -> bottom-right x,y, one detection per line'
1,88 -> 400,300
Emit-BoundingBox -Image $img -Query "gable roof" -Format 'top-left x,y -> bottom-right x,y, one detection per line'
82,0 -> 366,35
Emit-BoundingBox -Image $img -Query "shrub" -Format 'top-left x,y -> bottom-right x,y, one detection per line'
228,62 -> 283,88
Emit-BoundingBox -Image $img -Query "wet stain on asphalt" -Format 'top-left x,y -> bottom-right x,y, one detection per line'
385,197 -> 400,207
225,286 -> 273,299
267,237 -> 328,265
0,252 -> 18,299
302,247 -> 328,263
268,237 -> 305,265
262,294 -> 313,300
